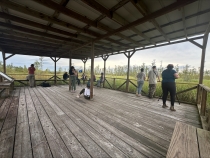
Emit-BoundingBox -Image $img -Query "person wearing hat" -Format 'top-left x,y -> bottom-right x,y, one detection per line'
161,64 -> 179,111
147,66 -> 160,98
76,81 -> 92,99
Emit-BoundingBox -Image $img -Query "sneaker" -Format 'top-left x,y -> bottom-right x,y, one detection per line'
76,95 -> 80,98
170,106 -> 176,111
162,104 -> 168,108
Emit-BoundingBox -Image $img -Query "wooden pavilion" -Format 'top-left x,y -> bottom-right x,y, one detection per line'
0,0 -> 210,157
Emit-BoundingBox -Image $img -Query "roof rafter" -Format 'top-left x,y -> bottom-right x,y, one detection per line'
33,0 -> 141,47
82,0 -> 154,45
76,0 -> 198,49
0,0 -> 127,49
130,0 -> 170,42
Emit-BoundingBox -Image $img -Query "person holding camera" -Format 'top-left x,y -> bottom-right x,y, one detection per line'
161,64 -> 179,111
148,66 -> 160,98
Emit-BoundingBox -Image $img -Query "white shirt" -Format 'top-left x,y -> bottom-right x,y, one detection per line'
84,88 -> 90,96
148,70 -> 159,84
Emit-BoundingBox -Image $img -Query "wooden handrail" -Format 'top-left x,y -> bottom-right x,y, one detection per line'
196,84 -> 210,131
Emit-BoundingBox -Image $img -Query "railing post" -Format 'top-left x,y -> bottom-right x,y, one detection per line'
196,85 -> 201,105
201,89 -> 207,116
69,53 -> 72,91
102,55 -> 109,88
90,41 -> 94,99
113,78 -> 116,90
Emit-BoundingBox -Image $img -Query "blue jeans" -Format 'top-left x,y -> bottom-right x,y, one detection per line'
137,80 -> 144,94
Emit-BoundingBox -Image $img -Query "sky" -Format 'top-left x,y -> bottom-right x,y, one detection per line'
0,37 -> 210,72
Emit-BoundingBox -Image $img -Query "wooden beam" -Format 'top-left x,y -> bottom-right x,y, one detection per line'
90,41 -> 94,99
75,0 -> 197,49
33,0 -> 137,47
82,0 -> 148,45
130,0 -> 170,42
199,33 -> 209,84
1,51 -> 6,73
0,22 -> 82,44
182,7 -> 188,39
189,40 -> 203,49
5,54 -> 15,60
69,53 -> 71,91
0,12 -> 78,38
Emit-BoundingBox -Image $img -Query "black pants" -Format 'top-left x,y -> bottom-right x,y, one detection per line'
162,82 -> 176,106
79,89 -> 90,100
77,78 -> 80,85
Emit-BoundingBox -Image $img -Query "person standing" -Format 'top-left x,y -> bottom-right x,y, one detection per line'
136,68 -> 146,96
69,66 -> 76,92
148,66 -> 160,98
28,64 -> 36,87
97,73 -> 104,87
162,64 -> 179,111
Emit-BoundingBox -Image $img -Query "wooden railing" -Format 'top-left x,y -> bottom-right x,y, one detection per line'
197,84 -> 210,130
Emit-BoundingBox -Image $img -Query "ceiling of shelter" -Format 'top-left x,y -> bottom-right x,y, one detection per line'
0,0 -> 210,60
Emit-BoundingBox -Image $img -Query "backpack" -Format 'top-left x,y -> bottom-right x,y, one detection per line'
40,82 -> 51,87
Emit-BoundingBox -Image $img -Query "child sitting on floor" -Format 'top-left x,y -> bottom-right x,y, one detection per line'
76,81 -> 93,99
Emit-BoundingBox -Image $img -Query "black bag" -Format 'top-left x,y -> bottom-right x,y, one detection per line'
41,82 -> 51,87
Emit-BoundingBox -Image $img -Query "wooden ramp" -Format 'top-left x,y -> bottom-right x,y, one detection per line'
0,85 -> 201,158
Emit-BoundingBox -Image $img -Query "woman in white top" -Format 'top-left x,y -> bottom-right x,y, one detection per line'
77,82 -> 91,99
136,68 -> 146,96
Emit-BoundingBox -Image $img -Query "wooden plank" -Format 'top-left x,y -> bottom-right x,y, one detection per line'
197,128 -> 210,158
0,97 -> 12,132
36,87 -> 110,158
31,88 -> 91,158
45,87 -> 147,157
166,122 -> 199,158
13,87 -> 32,158
26,87 -> 72,158
40,88 -> 128,157
49,86 -> 163,157
0,89 -> 19,158
24,87 -> 52,158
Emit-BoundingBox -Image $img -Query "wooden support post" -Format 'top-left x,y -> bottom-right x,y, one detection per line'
69,53 -> 72,91
82,58 -> 87,73
102,55 -> 109,88
54,57 -> 57,85
2,51 -> 6,73
201,89 -> 207,116
199,23 -> 210,84
196,85 -> 201,105
124,51 -> 135,92
90,41 -> 94,99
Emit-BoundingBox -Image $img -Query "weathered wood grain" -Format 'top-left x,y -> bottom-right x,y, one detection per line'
197,128 -> 210,158
0,89 -> 19,158
37,87 -> 110,158
14,87 -> 32,158
24,88 -> 52,158
32,88 -> 91,158
27,87 -> 71,158
166,122 -> 199,158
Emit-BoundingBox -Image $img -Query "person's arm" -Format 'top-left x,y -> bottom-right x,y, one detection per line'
174,73 -> 179,79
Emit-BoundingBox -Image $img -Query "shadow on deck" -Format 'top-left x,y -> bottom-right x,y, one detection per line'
0,85 -> 201,157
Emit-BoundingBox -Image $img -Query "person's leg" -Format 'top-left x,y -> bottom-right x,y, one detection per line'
139,81 -> 144,95
169,82 -> 176,111
84,95 -> 90,100
31,75 -> 35,87
149,84 -> 155,98
80,89 -> 85,95
29,75 -> 33,87
162,82 -> 168,108
72,76 -> 76,91
151,84 -> 157,97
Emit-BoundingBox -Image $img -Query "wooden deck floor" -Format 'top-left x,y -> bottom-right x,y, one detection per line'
0,85 -> 201,158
